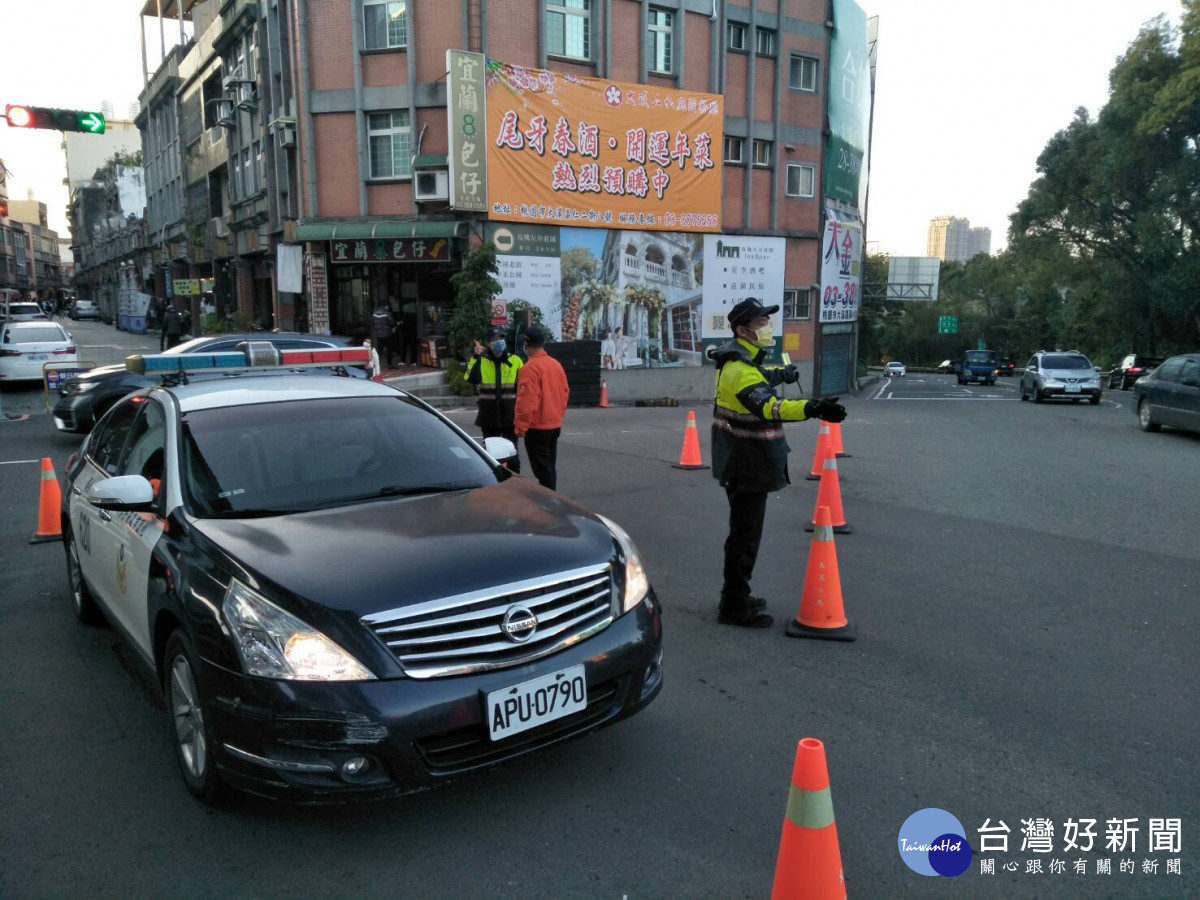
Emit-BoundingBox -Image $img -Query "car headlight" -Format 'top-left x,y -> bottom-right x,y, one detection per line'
597,515 -> 651,614
222,579 -> 375,681
65,381 -> 97,394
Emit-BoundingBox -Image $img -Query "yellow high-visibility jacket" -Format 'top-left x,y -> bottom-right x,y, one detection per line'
464,352 -> 523,429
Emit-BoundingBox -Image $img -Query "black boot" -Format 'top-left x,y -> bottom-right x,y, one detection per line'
717,596 -> 773,628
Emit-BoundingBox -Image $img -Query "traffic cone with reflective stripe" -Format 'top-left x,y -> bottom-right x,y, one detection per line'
788,506 -> 856,641
771,737 -> 847,900
672,410 -> 709,469
805,423 -> 832,480
805,455 -> 851,534
30,457 -> 63,544
829,421 -> 849,458
599,379 -> 611,408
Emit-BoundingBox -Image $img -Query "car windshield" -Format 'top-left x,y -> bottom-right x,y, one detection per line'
181,396 -> 498,517
1042,354 -> 1091,369
888,362 -> 904,368
6,304 -> 43,316
5,326 -> 64,344
964,351 -> 997,363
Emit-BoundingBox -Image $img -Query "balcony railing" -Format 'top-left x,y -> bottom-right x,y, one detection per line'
670,269 -> 691,289
622,254 -> 641,275
644,260 -> 668,283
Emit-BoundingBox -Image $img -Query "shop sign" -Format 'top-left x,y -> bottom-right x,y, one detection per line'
306,251 -> 330,335
329,238 -> 450,264
447,50 -> 488,211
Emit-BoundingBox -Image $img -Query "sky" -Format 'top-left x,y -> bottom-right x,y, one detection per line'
0,0 -> 1187,251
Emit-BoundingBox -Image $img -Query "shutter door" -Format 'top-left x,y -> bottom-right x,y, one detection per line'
820,333 -> 853,395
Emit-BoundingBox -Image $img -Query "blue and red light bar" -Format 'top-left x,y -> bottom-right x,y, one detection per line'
126,344 -> 371,376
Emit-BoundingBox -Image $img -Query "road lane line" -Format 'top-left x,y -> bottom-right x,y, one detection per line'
0,459 -> 40,465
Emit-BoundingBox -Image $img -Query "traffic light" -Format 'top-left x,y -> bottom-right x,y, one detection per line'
4,105 -> 106,134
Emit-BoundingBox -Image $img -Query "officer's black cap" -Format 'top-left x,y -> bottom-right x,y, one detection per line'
487,324 -> 506,340
727,297 -> 780,329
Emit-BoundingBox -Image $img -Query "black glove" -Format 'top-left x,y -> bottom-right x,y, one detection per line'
808,397 -> 847,423
781,364 -> 800,385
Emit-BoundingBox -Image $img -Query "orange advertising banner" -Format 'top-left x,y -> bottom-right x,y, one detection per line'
485,61 -> 723,232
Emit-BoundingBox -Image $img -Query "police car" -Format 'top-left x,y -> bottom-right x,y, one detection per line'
61,343 -> 663,803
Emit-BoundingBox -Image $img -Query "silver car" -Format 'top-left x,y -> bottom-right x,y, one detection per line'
1020,351 -> 1102,404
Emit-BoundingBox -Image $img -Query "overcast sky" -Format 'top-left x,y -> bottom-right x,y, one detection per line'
0,0 -> 1186,251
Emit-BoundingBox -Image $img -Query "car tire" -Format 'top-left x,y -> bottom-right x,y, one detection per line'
1138,400 -> 1160,432
164,629 -> 225,805
1033,387 -> 1043,404
1121,378 -> 1131,391
1089,394 -> 1100,405
1019,382 -> 1029,401
65,527 -> 103,625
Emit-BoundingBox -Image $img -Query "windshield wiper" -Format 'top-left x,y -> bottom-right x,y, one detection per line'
334,483 -> 481,505
207,507 -> 303,519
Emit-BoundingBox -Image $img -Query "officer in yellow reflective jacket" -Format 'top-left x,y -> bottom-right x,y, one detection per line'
465,325 -> 524,472
711,298 -> 847,628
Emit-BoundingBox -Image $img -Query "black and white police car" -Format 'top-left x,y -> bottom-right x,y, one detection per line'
61,343 -> 663,803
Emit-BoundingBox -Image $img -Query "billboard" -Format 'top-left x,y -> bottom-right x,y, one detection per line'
825,0 -> 871,209
819,209 -> 862,323
485,61 -> 723,232
700,235 -> 786,338
446,50 -> 488,211
887,256 -> 940,300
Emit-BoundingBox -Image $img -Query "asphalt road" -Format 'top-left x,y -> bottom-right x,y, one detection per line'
1,341 -> 1197,898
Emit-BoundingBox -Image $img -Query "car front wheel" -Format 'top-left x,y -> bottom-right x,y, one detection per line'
165,630 -> 225,805
1019,382 -> 1029,401
1033,387 -> 1043,403
1138,400 -> 1160,432
65,527 -> 103,625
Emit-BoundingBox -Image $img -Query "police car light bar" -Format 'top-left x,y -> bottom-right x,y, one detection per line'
126,344 -> 371,376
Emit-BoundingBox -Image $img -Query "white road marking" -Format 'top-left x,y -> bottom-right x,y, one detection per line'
0,459 -> 40,465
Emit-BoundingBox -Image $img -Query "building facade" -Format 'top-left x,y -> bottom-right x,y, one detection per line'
927,215 -> 990,263
967,225 -> 991,258
2,199 -> 67,301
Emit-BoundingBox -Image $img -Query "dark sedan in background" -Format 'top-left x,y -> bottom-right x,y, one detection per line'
1109,354 -> 1164,390
52,332 -> 364,432
1132,353 -> 1200,435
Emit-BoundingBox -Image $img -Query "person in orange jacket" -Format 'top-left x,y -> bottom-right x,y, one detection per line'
513,324 -> 570,490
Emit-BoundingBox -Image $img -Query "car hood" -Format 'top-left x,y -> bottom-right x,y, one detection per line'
189,476 -> 619,619
71,363 -> 128,382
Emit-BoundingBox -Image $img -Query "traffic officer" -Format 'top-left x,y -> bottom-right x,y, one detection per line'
465,325 -> 524,473
711,298 -> 847,628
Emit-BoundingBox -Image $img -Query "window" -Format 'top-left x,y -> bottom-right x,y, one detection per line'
648,8 -> 673,74
241,148 -> 253,197
752,139 -> 771,167
723,135 -> 744,164
88,400 -> 142,475
755,27 -> 776,57
670,301 -> 701,352
546,0 -> 590,60
727,22 -> 746,51
1154,358 -> 1185,383
1179,359 -> 1200,385
785,163 -> 815,197
251,141 -> 262,192
783,288 -> 813,321
231,153 -> 243,200
364,1 -> 407,50
367,110 -> 412,179
790,54 -> 819,92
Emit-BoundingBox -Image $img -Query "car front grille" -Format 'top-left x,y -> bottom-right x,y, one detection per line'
362,563 -> 615,678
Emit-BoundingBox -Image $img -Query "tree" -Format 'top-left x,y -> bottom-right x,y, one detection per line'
448,243 -> 501,360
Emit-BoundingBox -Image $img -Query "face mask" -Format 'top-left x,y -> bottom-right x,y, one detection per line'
751,325 -> 774,348
490,340 -> 506,355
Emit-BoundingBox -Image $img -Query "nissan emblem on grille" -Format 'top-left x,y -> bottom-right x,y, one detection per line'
501,606 -> 538,643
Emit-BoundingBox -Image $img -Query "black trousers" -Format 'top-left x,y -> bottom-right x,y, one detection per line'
523,427 -> 560,490
481,424 -> 521,474
722,488 -> 768,604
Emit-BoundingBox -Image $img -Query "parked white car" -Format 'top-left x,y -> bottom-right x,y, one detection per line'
0,322 -> 78,382
885,361 -> 907,377
0,301 -> 50,323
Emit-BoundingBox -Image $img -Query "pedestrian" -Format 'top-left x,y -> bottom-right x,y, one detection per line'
465,325 -> 524,473
513,324 -> 569,490
710,298 -> 847,628
371,303 -> 396,369
364,339 -> 382,381
161,303 -> 184,350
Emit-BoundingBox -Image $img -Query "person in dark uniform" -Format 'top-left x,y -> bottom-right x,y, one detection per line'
161,303 -> 185,350
710,298 -> 847,628
464,325 -> 524,473
371,303 -> 396,368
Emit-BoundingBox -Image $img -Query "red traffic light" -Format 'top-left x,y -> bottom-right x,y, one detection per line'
5,105 -> 34,128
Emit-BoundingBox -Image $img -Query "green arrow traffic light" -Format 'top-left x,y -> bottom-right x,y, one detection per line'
77,112 -> 105,134
3,104 -> 105,134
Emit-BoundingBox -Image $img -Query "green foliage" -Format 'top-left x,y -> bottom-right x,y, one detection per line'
448,243 -> 502,360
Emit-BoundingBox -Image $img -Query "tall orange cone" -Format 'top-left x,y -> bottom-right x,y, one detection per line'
599,379 -> 611,408
805,423 -> 832,480
828,421 -> 850,458
804,454 -> 851,534
30,457 -> 63,544
788,506 -> 856,641
771,737 -> 847,899
672,410 -> 709,470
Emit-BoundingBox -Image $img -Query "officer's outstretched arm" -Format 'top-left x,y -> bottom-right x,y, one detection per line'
736,383 -> 810,422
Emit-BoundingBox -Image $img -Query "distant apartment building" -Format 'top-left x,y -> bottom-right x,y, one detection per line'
927,216 -> 990,263
2,198 -> 67,299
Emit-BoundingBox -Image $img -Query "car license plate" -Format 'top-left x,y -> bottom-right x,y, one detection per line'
1066,385 -> 1081,393
29,353 -> 48,361
487,665 -> 587,741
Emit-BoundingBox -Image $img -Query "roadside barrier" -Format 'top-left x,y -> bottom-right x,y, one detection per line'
30,457 -> 63,544
788,506 -> 856,641
671,410 -> 709,470
771,737 -> 848,899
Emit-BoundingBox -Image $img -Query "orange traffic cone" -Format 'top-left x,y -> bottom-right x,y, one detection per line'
671,409 -> 709,470
771,737 -> 848,900
599,379 -> 611,408
804,454 -> 851,534
788,506 -> 856,641
30,457 -> 63,544
805,423 -> 832,480
829,421 -> 850,458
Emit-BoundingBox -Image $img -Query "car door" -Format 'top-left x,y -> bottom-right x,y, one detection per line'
70,399 -> 142,609
1175,359 -> 1200,433
1146,358 -> 1185,427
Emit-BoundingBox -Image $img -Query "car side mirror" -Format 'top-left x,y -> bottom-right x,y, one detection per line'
87,475 -> 156,511
481,436 -> 519,468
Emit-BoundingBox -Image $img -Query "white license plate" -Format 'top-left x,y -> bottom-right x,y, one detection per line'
1065,385 -> 1081,393
28,353 -> 48,361
486,665 -> 587,741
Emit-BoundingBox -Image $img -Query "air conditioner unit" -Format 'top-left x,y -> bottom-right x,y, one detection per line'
211,217 -> 230,238
414,169 -> 449,202
277,124 -> 296,147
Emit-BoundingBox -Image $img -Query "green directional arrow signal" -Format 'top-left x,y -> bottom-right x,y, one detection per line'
77,112 -> 106,134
